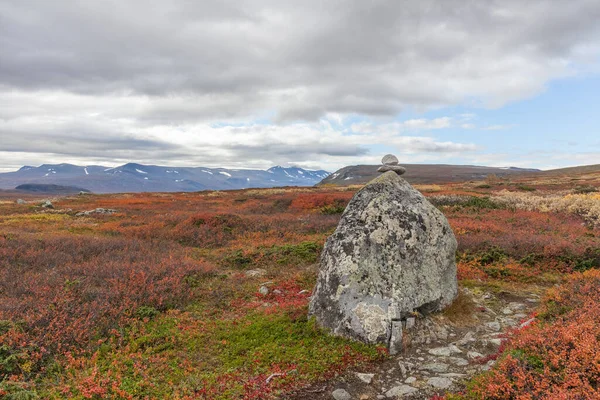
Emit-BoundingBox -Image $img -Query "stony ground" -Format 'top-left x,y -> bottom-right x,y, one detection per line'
285,285 -> 539,400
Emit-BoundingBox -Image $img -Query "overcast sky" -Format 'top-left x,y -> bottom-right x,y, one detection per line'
1,0 -> 600,172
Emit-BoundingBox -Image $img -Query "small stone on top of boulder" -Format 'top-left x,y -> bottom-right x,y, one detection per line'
377,154 -> 406,175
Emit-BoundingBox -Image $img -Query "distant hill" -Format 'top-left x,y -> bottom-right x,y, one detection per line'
0,163 -> 330,194
15,183 -> 91,194
318,164 -> 541,186
534,164 -> 600,176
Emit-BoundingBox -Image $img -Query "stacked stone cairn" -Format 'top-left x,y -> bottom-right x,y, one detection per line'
309,155 -> 458,355
377,154 -> 406,175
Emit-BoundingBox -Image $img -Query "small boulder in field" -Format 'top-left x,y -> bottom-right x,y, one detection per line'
309,159 -> 458,353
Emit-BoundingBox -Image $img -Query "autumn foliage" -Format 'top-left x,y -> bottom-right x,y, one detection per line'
0,179 -> 599,398
463,270 -> 600,399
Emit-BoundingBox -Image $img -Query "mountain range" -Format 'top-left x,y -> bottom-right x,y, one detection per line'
0,163 -> 330,193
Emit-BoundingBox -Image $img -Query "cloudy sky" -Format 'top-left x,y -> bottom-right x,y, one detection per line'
1,0 -> 599,172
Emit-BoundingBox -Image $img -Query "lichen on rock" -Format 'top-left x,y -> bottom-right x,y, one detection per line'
309,170 -> 458,352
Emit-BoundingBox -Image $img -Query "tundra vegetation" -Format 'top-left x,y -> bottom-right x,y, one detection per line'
0,170 -> 599,399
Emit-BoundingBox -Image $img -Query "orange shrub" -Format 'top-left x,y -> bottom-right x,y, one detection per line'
465,270 -> 600,399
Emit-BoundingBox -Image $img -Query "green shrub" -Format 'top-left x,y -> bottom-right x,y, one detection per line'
0,382 -> 39,400
135,306 -> 160,320
319,204 -> 346,215
464,196 -> 501,210
478,246 -> 507,265
0,345 -> 22,379
517,184 -> 536,192
221,249 -> 253,269
574,185 -> 598,194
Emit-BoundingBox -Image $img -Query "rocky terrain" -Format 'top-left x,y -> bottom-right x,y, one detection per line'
289,286 -> 538,400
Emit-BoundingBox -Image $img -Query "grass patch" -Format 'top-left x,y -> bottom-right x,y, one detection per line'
220,241 -> 322,270
41,309 -> 384,399
441,289 -> 477,326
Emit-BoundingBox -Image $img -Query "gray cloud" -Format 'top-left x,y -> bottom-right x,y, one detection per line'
0,0 -> 599,170
2,0 -> 599,120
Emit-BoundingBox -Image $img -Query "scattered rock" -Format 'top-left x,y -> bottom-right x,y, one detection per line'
420,363 -> 449,373
355,373 -> 374,384
385,385 -> 417,398
456,331 -> 476,346
259,286 -> 269,295
428,344 -> 462,356
332,388 -> 352,400
448,357 -> 469,366
508,302 -> 526,311
441,373 -> 467,378
359,395 -> 370,400
245,269 -> 266,278
489,338 -> 503,346
16,199 -> 26,204
481,360 -> 496,371
427,377 -> 453,389
398,362 -> 407,377
502,307 -> 514,315
519,317 -> 536,329
485,321 -> 501,332
467,351 -> 484,359
75,207 -> 116,216
309,166 -> 458,352
404,377 -> 417,384
41,200 -> 53,208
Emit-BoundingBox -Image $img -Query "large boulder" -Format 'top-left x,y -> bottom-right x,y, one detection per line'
309,170 -> 457,352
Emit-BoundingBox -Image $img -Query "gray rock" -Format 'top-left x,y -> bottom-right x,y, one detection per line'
420,363 -> 449,373
259,286 -> 269,295
502,307 -> 513,315
456,331 -> 476,346
382,154 -> 400,165
16,199 -> 26,204
245,269 -> 266,278
385,385 -> 417,397
508,302 -> 526,311
377,165 -> 406,175
41,200 -> 53,208
389,320 -> 403,355
427,377 -> 453,389
441,373 -> 467,378
398,362 -> 408,377
448,357 -> 469,366
309,171 -> 458,350
519,317 -> 536,329
332,388 -> 352,400
356,372 -> 375,384
467,351 -> 483,359
75,208 -> 117,216
428,344 -> 462,356
485,321 -> 501,332
404,377 -> 417,384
